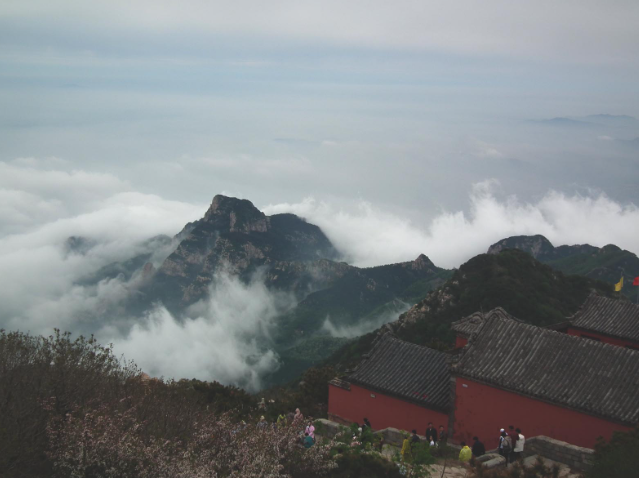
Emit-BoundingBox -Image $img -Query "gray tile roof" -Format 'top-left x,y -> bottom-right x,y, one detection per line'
451,307 -> 520,338
347,334 -> 451,411
569,294 -> 639,343
453,312 -> 639,425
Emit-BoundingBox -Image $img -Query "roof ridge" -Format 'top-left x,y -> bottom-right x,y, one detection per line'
489,313 -> 639,352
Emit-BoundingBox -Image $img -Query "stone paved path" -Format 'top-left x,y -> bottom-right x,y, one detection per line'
429,464 -> 469,477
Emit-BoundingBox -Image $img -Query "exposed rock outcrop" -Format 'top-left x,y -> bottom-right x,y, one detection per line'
150,195 -> 340,309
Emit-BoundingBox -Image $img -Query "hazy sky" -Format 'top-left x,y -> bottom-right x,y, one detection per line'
2,1 -> 639,386
1,0 -> 638,216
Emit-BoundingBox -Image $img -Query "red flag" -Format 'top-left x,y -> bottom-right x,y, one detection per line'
634,276 -> 639,286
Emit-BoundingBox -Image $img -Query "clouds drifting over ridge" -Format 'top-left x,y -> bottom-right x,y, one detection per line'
0,162 -> 204,334
263,182 -> 639,269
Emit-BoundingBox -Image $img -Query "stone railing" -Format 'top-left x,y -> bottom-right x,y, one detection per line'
316,420 -> 593,472
524,436 -> 593,472
315,421 -> 412,446
315,420 -> 462,452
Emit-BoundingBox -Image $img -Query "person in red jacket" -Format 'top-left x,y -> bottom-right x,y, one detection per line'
508,425 -> 518,450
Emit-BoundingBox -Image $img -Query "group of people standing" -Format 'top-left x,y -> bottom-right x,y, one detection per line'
498,426 -> 525,463
401,422 -> 447,462
424,422 -> 447,446
399,421 -> 525,466
257,407 -> 317,449
456,426 -> 525,465
457,436 -> 485,463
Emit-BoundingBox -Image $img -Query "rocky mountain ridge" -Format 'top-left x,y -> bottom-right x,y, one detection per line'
324,248 -> 617,372
487,234 -> 639,296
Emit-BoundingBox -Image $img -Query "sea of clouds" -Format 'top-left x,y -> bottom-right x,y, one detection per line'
264,181 -> 639,269
2,159 -> 639,389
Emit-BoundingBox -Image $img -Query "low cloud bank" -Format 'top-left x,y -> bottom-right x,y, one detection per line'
108,272 -> 294,391
263,182 -> 639,269
321,300 -> 410,339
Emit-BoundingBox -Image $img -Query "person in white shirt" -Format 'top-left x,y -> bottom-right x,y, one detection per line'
513,428 -> 525,461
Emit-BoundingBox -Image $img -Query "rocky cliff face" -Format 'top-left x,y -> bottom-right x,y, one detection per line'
487,234 -> 556,260
487,234 -> 600,262
203,195 -> 270,233
150,195 -> 341,309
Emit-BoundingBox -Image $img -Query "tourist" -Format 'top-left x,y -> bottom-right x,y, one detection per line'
350,434 -> 361,448
425,422 -> 437,446
257,416 -> 268,430
303,432 -> 314,448
513,428 -> 525,461
363,417 -> 372,430
231,420 -> 247,436
401,434 -> 413,462
411,429 -> 420,444
277,414 -> 287,429
459,441 -> 472,463
499,430 -> 513,462
438,425 -> 447,445
472,436 -> 485,457
294,408 -> 304,422
508,425 -> 519,452
305,421 -> 315,441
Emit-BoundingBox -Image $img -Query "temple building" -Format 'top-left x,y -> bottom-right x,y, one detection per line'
450,313 -> 638,448
552,294 -> 639,350
328,295 -> 639,449
328,334 -> 450,432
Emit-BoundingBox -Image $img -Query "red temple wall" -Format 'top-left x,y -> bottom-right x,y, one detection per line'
455,336 -> 468,348
453,378 -> 632,449
565,328 -> 638,349
328,383 -> 448,433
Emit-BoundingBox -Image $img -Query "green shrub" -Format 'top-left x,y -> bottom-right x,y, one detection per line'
429,443 -> 457,459
410,441 -> 436,466
331,452 -> 403,478
587,427 -> 639,478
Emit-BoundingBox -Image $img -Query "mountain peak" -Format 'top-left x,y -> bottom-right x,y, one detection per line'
412,254 -> 436,270
204,195 -> 269,233
487,235 -> 554,259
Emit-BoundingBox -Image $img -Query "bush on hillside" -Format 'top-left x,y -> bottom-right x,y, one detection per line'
586,427 -> 639,478
0,329 -> 337,478
331,453 -> 402,478
0,329 -> 140,476
47,399 -> 336,478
